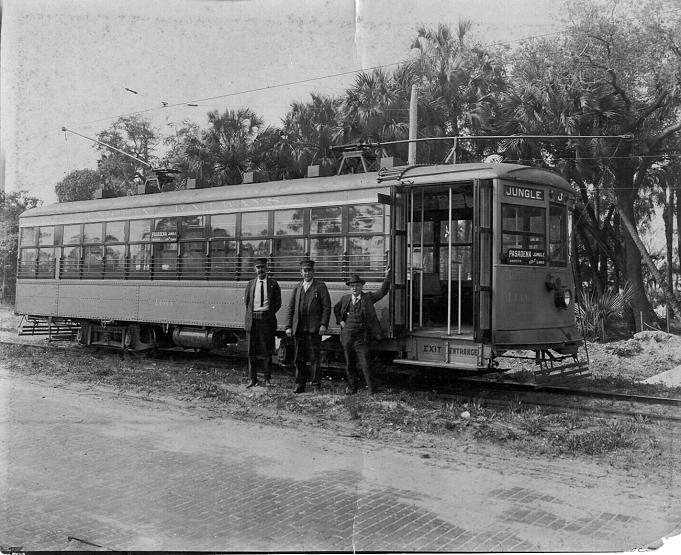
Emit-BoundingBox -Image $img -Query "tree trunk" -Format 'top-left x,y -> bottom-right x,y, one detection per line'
663,186 -> 675,321
676,184 -> 681,295
617,203 -> 681,325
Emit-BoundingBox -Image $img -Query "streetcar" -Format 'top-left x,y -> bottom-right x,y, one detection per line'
14,156 -> 585,376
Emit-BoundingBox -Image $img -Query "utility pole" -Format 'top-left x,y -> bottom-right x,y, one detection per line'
408,85 -> 417,165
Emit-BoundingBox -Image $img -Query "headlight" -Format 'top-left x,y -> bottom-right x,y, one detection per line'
555,286 -> 571,309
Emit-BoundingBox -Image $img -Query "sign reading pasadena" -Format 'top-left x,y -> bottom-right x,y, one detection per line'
506,248 -> 546,265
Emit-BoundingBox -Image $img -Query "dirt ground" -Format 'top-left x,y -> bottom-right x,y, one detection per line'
2,305 -> 681,490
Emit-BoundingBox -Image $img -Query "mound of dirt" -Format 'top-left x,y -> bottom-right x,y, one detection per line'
587,331 -> 681,381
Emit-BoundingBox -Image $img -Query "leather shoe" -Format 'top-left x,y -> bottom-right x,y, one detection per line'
293,384 -> 305,394
246,381 -> 258,388
264,379 -> 272,387
345,387 -> 357,395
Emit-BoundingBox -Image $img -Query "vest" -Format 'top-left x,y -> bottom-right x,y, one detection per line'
344,297 -> 366,336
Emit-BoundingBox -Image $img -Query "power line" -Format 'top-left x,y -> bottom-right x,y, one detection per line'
67,5 -> 681,129
65,26 -> 581,127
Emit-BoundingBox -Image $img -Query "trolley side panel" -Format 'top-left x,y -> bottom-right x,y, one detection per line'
493,266 -> 579,345
15,281 -> 59,317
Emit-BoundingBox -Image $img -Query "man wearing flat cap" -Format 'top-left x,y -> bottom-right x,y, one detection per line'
244,257 -> 281,388
333,267 -> 391,395
285,258 -> 331,393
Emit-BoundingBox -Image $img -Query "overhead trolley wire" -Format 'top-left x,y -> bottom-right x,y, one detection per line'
67,5 -> 681,128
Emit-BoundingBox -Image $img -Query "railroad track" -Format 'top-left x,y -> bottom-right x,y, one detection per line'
3,337 -> 681,422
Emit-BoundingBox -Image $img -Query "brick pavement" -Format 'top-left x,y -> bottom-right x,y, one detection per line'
1,368 -> 680,552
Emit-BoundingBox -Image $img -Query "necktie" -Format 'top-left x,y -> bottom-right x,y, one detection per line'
260,281 -> 264,307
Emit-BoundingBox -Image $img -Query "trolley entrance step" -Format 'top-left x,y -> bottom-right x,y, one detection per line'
534,356 -> 591,384
18,317 -> 79,341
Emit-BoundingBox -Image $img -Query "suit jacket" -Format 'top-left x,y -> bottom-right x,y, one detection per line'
333,277 -> 390,343
286,279 -> 331,334
244,277 -> 282,330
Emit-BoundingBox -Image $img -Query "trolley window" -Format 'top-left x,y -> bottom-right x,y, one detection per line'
240,239 -> 270,274
19,227 -> 37,247
130,244 -> 152,274
63,224 -> 82,245
153,218 -> 179,278
310,206 -> 343,279
105,244 -> 126,277
104,222 -> 127,278
129,219 -> 152,242
128,219 -> 152,278
310,207 -> 341,234
349,204 -> 384,233
38,226 -> 55,246
501,204 -> 546,265
18,248 -> 38,278
16,226 -> 57,278
310,237 -> 344,279
210,214 -> 236,238
347,204 -> 387,278
273,237 -> 305,278
348,235 -> 385,277
180,216 -> 206,239
241,211 -> 269,237
83,245 -> 104,278
180,241 -> 206,279
61,246 -> 82,278
439,219 -> 472,280
210,239 -> 237,279
274,209 -> 304,236
105,221 -> 126,243
83,223 -> 102,244
548,203 -> 567,266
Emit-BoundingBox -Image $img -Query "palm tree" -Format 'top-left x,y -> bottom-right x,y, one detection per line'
277,93 -> 344,178
410,22 -> 507,162
197,108 -> 265,186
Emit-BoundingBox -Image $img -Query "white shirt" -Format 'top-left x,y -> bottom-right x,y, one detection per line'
253,278 -> 269,311
303,279 -> 313,292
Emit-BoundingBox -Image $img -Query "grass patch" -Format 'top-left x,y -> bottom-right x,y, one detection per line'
1,343 -> 673,466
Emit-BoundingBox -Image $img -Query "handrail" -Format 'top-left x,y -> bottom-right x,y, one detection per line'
18,254 -> 388,282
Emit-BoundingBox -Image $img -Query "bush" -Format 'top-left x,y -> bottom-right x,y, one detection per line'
577,283 -> 634,341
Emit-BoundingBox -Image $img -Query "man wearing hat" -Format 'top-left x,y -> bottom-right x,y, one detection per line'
285,259 -> 331,393
333,267 -> 391,395
244,257 -> 281,387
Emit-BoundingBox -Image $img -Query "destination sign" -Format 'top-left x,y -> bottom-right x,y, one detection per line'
504,185 -> 544,201
151,230 -> 178,243
549,189 -> 569,203
505,248 -> 546,266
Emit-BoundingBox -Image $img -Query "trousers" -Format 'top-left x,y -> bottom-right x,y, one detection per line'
341,333 -> 373,393
293,332 -> 322,386
247,317 -> 274,382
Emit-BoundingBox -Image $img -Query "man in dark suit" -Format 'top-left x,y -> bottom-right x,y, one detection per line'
333,269 -> 390,395
244,257 -> 281,388
285,259 -> 331,393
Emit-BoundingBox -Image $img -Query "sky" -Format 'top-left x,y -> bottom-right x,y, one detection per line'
0,0 -> 567,204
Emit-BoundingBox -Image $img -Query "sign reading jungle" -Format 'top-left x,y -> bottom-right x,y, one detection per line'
505,248 -> 546,265
504,185 -> 544,201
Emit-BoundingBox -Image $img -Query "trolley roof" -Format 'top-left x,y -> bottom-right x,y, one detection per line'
21,162 -> 573,220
